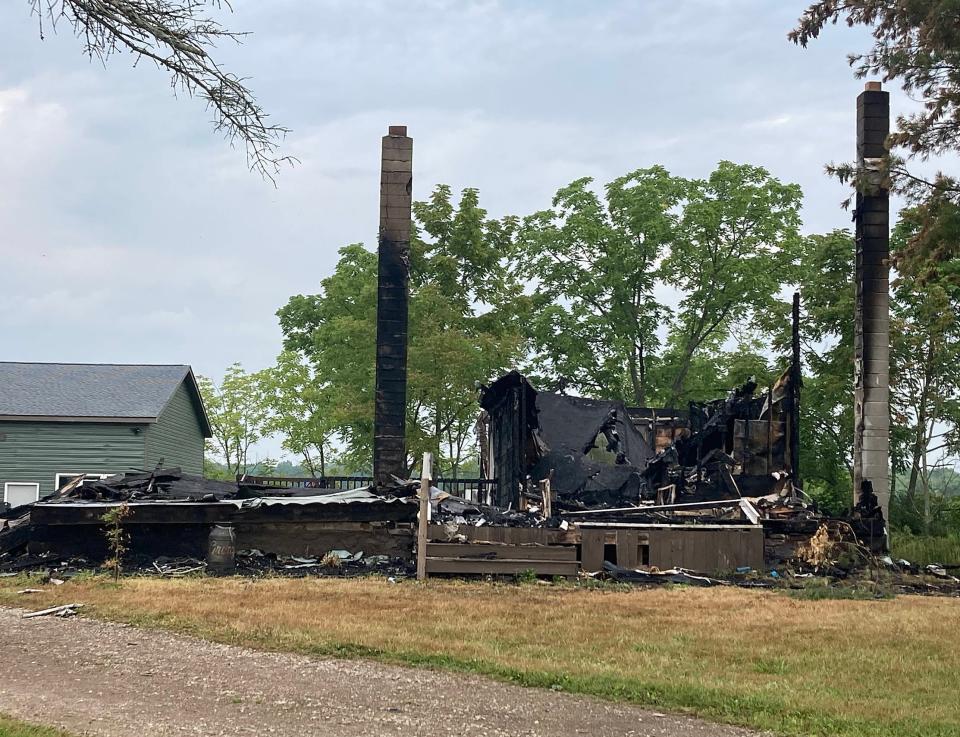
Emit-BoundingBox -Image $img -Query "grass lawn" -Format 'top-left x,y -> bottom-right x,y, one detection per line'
2,575 -> 958,737
0,715 -> 73,737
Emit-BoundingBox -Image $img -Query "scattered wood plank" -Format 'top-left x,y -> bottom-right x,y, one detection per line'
417,453 -> 432,581
23,603 -> 83,619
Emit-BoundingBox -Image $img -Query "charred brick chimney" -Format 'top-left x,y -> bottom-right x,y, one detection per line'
853,82 -> 891,521
374,125 -> 413,485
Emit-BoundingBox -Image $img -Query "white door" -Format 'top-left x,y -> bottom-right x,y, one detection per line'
4,483 -> 39,507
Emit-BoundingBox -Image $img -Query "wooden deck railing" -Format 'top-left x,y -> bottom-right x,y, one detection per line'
237,475 -> 498,504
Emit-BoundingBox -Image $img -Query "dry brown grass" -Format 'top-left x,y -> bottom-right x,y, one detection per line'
2,576 -> 958,736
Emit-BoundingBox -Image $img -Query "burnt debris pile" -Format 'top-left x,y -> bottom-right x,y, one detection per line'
51,468 -> 241,503
478,368 -> 804,515
1,469 -> 418,571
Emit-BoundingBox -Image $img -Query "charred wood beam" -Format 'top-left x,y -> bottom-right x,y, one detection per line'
790,291 -> 802,489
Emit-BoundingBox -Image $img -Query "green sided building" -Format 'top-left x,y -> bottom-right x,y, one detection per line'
0,363 -> 212,507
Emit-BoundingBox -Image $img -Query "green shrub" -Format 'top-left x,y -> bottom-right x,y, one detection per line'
514,569 -> 537,584
890,529 -> 960,566
803,478 -> 851,517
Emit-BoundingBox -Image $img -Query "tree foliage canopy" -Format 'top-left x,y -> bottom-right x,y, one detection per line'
517,167 -> 681,405
262,351 -> 337,478
517,161 -> 801,408
198,364 -> 271,478
791,0 -> 960,283
890,214 -> 960,530
194,159 -> 955,534
791,0 -> 960,157
790,226 -> 960,526
277,186 -> 524,477
792,231 -> 858,513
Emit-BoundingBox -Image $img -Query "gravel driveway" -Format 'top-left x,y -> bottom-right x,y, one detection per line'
0,607 -> 762,737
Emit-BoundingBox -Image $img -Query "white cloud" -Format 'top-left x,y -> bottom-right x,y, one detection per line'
0,86 -> 72,178
745,114 -> 793,130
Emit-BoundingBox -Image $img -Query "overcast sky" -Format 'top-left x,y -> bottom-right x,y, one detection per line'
0,1 -> 900,459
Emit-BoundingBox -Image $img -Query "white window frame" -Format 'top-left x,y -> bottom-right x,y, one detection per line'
54,472 -> 111,491
3,482 -> 40,505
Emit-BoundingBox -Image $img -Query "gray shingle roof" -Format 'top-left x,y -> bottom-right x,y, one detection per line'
0,363 -> 193,421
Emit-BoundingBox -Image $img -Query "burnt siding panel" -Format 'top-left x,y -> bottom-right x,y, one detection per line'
0,421 -> 147,498
647,527 -> 764,573
143,381 -> 205,475
490,387 -> 522,507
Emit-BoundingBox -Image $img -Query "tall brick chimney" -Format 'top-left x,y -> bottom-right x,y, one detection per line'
853,82 -> 891,522
374,126 -> 413,485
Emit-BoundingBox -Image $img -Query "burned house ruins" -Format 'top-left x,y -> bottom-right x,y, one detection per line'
2,85 -> 896,582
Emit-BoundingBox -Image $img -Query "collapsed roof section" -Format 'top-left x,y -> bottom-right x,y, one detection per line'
479,371 -> 655,508
479,367 -> 800,511
528,402 -> 649,506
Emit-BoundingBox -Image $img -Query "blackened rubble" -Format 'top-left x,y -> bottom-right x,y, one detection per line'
469,363 -> 891,573
49,467 -> 240,502
1,468 -> 417,568
44,467 -> 410,503
531,391 -> 655,508
479,367 -> 800,513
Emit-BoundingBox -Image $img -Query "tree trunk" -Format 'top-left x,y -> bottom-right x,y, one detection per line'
667,327 -> 703,408
667,303 -> 733,408
627,340 -> 646,406
302,451 -> 316,478
906,344 -> 935,508
668,343 -> 696,409
906,432 -> 923,506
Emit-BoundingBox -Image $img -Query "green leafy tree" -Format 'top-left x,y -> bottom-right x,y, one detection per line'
790,227 -> 960,524
278,244 -> 377,473
202,457 -> 235,481
277,186 -> 524,477
658,162 -> 802,406
792,231 -> 858,514
198,364 -> 272,478
890,217 -> 960,532
517,167 -> 682,405
518,162 -> 802,407
264,351 -> 337,478
102,503 -> 132,583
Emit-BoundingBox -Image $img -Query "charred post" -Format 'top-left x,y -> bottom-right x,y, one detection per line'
374,126 -> 413,485
790,291 -> 802,490
853,82 -> 891,522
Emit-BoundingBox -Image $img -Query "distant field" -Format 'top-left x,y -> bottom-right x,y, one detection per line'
2,576 -> 959,737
